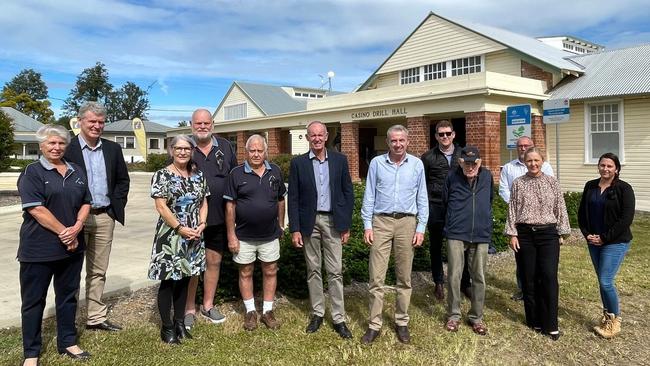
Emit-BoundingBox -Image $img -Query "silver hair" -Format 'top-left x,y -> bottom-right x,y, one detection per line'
36,124 -> 71,144
306,120 -> 327,136
78,101 -> 107,119
246,134 -> 268,152
516,136 -> 534,145
168,135 -> 194,155
386,124 -> 409,140
191,108 -> 213,124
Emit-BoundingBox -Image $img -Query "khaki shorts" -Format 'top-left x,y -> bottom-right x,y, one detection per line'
233,238 -> 280,264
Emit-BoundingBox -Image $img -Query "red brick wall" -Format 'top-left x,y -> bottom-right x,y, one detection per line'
341,122 -> 361,182
521,60 -> 553,92
266,128 -> 282,159
236,130 -> 248,164
406,116 -> 431,157
465,111 -> 502,181
531,115 -> 547,155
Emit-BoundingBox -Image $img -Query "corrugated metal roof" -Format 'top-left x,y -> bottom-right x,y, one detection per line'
550,44 -> 650,100
0,107 -> 44,132
442,14 -> 583,73
104,119 -> 171,133
235,82 -> 308,116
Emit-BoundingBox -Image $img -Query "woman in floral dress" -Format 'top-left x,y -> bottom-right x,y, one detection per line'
148,135 -> 209,344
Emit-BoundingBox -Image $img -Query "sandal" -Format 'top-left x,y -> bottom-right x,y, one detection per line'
471,322 -> 488,335
446,319 -> 460,332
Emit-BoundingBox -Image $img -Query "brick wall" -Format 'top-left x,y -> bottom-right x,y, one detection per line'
406,116 -> 431,157
465,111 -> 502,181
341,122 -> 360,182
236,130 -> 248,164
531,115 -> 547,155
521,60 -> 553,91
266,128 -> 282,160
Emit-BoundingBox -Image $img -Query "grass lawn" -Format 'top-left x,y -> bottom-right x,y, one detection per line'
2,214 -> 649,366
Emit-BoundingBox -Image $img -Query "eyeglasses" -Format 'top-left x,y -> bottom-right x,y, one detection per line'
173,147 -> 192,152
437,131 -> 453,137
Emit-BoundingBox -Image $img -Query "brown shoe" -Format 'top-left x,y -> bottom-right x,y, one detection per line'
434,283 -> 444,301
243,311 -> 257,331
471,322 -> 488,336
361,328 -> 380,344
395,325 -> 410,344
260,310 -> 281,330
446,319 -> 460,332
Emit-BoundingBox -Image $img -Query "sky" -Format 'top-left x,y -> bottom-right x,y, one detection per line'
1,0 -> 650,127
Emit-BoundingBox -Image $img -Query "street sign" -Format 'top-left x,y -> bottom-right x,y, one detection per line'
543,98 -> 570,124
506,104 -> 531,149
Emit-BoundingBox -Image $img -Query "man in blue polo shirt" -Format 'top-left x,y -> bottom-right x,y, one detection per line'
224,134 -> 286,331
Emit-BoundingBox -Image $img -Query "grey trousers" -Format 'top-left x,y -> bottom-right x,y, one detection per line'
303,213 -> 346,324
447,239 -> 488,324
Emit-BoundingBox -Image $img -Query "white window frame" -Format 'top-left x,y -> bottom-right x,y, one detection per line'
424,61 -> 447,81
399,55 -> 484,86
115,136 -> 135,149
583,99 -> 624,164
450,55 -> 483,76
400,67 -> 420,84
224,102 -> 247,120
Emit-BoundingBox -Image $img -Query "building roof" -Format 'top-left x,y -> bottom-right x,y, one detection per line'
550,44 -> 650,100
1,107 -> 44,132
234,81 -> 308,116
103,119 -> 171,133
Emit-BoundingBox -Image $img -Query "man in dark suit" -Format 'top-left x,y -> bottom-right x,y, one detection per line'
64,101 -> 130,332
288,121 -> 354,339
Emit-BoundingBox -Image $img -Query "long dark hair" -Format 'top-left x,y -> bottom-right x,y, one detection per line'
598,152 -> 621,186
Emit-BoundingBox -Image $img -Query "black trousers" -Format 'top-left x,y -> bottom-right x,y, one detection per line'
514,225 -> 560,333
157,277 -> 190,327
20,253 -> 84,358
428,220 -> 471,288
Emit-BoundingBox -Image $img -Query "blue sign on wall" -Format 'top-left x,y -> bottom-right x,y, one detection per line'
506,104 -> 531,149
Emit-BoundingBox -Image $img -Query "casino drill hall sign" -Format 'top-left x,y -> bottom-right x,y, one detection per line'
351,107 -> 408,120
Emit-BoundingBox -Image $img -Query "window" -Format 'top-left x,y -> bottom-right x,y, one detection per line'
149,138 -> 159,149
115,136 -> 135,149
451,56 -> 482,76
424,62 -> 447,81
400,67 -> 420,84
587,102 -> 622,161
224,103 -> 247,120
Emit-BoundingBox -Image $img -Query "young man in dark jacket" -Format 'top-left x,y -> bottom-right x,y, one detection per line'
421,120 -> 470,300
442,146 -> 493,335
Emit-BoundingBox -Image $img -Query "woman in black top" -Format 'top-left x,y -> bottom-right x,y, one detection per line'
578,152 -> 635,339
18,125 -> 92,365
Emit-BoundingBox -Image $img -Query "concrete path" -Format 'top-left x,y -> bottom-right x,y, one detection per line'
0,172 -> 158,328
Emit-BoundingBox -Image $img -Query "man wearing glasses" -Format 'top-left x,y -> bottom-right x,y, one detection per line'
498,136 -> 554,300
184,109 -> 238,329
421,120 -> 470,301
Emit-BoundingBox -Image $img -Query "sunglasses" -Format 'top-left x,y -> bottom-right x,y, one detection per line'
437,131 -> 453,137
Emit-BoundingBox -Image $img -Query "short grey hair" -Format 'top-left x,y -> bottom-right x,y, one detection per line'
168,135 -> 194,156
78,101 -> 107,119
36,124 -> 71,144
246,134 -> 268,152
386,124 -> 409,141
306,120 -> 327,136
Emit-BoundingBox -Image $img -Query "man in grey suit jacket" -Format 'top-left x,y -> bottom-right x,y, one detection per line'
64,101 -> 130,332
288,121 -> 354,339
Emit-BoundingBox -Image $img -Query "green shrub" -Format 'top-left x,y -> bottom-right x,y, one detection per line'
145,153 -> 169,172
270,153 -> 294,181
564,191 -> 582,228
6,158 -> 36,172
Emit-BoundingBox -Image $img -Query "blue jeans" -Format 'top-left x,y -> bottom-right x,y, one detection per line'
588,242 -> 630,315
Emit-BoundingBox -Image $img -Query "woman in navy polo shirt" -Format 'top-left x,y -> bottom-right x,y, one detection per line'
578,152 -> 635,339
18,124 -> 92,365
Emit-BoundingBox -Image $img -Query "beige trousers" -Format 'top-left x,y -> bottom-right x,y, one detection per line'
303,213 -> 346,324
368,215 -> 416,330
83,212 -> 116,325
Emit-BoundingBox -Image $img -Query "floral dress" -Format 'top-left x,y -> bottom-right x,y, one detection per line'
148,168 -> 209,280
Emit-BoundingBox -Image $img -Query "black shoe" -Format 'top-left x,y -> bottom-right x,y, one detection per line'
305,315 -> 324,333
395,325 -> 411,344
361,328 -> 380,344
59,349 -> 91,360
333,322 -> 353,339
546,330 -> 562,341
86,320 -> 122,332
175,320 -> 193,339
160,325 -> 181,344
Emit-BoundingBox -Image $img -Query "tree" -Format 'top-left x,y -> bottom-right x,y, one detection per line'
107,82 -> 149,122
0,89 -> 54,123
3,68 -> 48,100
52,115 -> 72,131
62,62 -> 113,116
0,109 -> 15,171
177,120 -> 188,127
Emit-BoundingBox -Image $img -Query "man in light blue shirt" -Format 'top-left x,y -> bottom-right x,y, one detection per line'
360,124 -> 428,345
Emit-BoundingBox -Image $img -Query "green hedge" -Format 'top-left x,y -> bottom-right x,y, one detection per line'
270,153 -> 294,181
145,153 -> 169,172
200,182 -> 582,303
6,158 -> 36,172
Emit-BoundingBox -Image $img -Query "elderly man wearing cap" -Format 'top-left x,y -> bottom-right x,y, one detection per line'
442,146 -> 493,335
